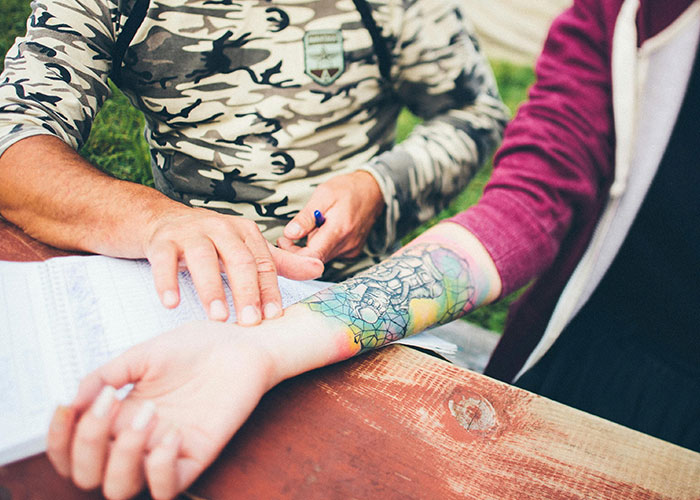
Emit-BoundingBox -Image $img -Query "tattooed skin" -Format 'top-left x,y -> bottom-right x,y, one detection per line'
301,243 -> 475,353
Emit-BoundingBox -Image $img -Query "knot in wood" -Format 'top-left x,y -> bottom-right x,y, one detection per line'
448,396 -> 497,433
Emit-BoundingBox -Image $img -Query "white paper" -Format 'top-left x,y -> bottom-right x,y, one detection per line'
0,255 -> 329,466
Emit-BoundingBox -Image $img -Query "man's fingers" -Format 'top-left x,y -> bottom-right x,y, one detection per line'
71,386 -> 118,490
283,213 -> 314,240
300,223 -> 342,263
276,236 -> 304,253
242,236 -> 282,321
216,234 -> 262,326
144,211 -> 327,324
147,241 -> 181,309
182,239 -> 229,322
283,196 -> 330,240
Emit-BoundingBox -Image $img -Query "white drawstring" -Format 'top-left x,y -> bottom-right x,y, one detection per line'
515,0 -> 642,380
609,0 -> 640,197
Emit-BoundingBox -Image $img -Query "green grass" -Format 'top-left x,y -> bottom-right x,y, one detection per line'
2,0 -> 535,332
81,83 -> 153,186
0,0 -> 31,59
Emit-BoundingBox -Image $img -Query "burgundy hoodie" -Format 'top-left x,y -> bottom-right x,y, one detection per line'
449,0 -> 696,382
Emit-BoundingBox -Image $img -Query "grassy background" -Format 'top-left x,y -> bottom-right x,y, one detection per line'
1,0 -> 534,332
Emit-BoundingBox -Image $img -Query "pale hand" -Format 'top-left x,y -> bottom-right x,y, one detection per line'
46,321 -> 277,500
143,206 -> 323,324
278,171 -> 384,263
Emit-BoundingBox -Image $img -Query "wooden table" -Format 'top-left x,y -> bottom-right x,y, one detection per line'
1,217 -> 699,499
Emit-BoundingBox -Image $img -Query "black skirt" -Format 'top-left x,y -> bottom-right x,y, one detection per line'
515,298 -> 700,453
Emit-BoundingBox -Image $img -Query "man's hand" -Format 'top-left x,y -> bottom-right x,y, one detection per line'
46,321 -> 277,500
0,136 -> 324,326
143,206 -> 324,325
278,171 -> 384,263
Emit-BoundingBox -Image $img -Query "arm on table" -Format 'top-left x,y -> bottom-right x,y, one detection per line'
0,0 -> 321,324
0,137 -> 323,325
46,221 -> 501,499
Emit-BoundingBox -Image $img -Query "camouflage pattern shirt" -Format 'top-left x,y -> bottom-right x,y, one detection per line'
0,0 -> 508,277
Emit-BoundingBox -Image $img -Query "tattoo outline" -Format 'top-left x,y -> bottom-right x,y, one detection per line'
301,243 -> 475,353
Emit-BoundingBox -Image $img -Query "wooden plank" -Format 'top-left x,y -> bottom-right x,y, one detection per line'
3,345 -> 698,499
0,457 -> 118,500
190,346 -> 700,500
1,216 -> 698,499
0,217 -> 70,262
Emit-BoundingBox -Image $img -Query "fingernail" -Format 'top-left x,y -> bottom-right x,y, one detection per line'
285,222 -> 303,239
131,400 -> 156,431
239,305 -> 260,325
92,386 -> 116,418
263,302 -> 281,319
311,260 -> 324,277
162,290 -> 178,308
161,429 -> 180,448
209,299 -> 228,321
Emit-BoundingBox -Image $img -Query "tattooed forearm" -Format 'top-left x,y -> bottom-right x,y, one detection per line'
300,243 -> 476,353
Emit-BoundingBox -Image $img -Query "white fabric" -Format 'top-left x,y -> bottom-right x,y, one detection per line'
459,0 -> 572,64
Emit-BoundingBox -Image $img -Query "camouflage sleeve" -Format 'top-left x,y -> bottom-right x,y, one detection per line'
0,0 -> 120,158
360,0 -> 509,254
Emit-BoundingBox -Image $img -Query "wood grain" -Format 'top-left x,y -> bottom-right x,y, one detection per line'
191,347 -> 700,500
1,216 -> 699,499
0,217 -> 69,262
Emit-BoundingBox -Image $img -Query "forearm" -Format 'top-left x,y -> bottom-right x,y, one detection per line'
449,0 -> 615,297
0,135 -> 182,257
265,222 -> 501,382
44,224 -> 500,496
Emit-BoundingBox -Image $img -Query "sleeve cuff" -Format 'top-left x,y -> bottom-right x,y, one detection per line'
356,164 -> 398,255
448,192 -> 558,297
0,127 -> 61,160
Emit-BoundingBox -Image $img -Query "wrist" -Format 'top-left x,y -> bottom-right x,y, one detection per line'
351,170 -> 384,219
254,304 -> 357,386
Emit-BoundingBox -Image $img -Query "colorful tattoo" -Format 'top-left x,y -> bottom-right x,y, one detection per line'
301,243 -> 476,354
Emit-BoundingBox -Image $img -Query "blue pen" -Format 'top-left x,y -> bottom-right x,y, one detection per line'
314,210 -> 326,228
